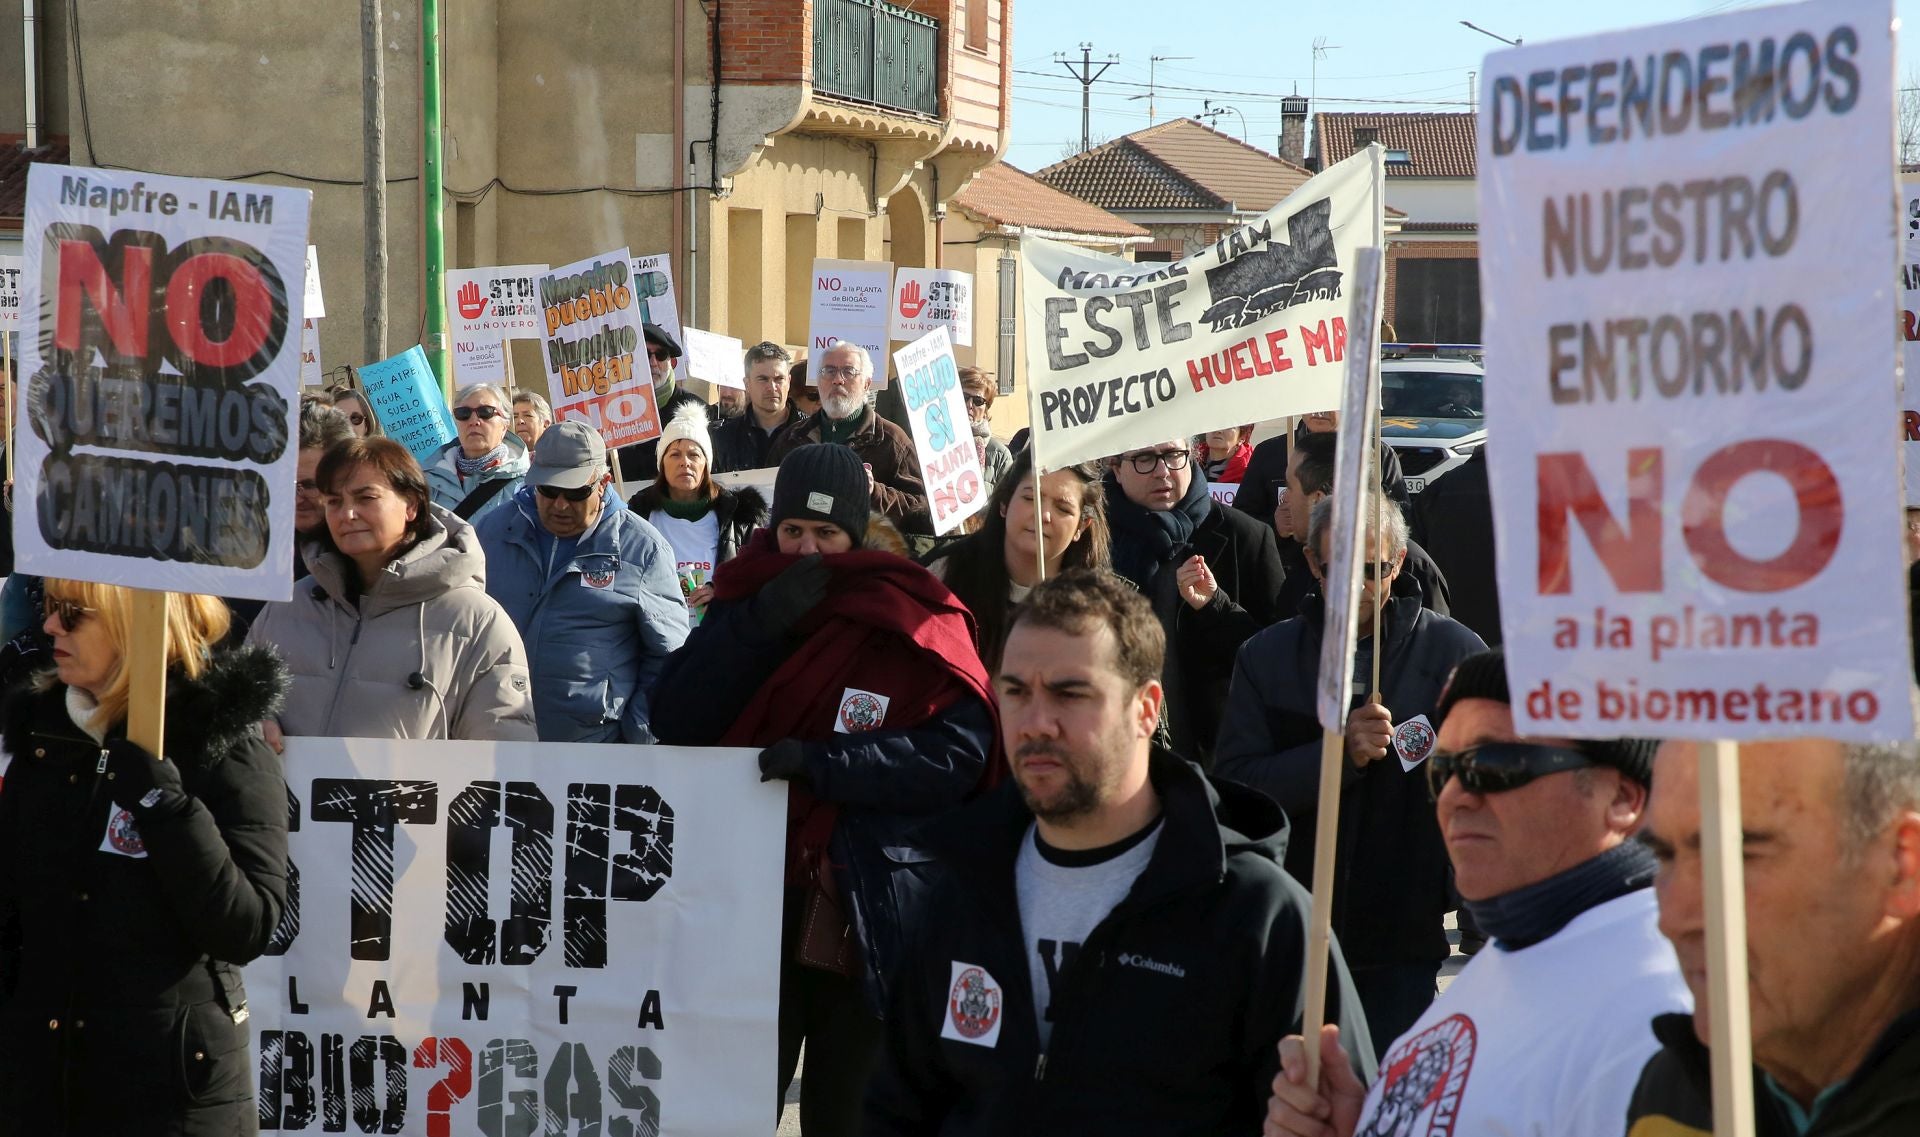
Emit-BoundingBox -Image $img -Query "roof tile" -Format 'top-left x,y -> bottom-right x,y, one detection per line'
1035,118 -> 1313,214
1314,112 -> 1476,178
951,163 -> 1150,239
0,136 -> 72,227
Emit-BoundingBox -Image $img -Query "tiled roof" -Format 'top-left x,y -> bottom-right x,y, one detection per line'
1314,112 -> 1476,179
0,136 -> 71,227
951,163 -> 1150,239
1036,118 -> 1314,214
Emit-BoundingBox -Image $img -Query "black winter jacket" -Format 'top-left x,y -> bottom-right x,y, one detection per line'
0,645 -> 290,1136
629,484 -> 769,566
1628,1010 -> 1920,1136
614,385 -> 709,482
711,405 -> 803,473
862,750 -> 1376,1137
1410,446 -> 1499,645
1213,586 -> 1484,968
1231,426 -> 1411,529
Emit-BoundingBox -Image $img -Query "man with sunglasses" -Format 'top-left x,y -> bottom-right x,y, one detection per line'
767,341 -> 930,535
613,323 -> 709,483
1103,436 -> 1285,766
1262,649 -> 1688,1137
476,421 -> 689,743
1216,491 -> 1483,1055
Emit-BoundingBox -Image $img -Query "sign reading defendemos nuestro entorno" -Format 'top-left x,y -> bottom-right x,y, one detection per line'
248,738 -> 783,1137
1020,148 -> 1381,470
1480,0 -> 1914,739
16,166 -> 311,602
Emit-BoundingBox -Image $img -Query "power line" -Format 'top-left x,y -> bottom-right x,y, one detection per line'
1055,43 -> 1122,153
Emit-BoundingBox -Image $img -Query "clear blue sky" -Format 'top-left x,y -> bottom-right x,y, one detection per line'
1006,0 -> 1920,168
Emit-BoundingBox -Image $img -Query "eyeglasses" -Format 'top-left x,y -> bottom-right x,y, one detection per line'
1126,449 -> 1190,474
295,478 -> 321,494
646,347 -> 671,362
1426,742 -> 1596,798
537,483 -> 596,503
964,394 -> 989,410
1361,559 -> 1398,581
44,596 -> 94,631
453,405 -> 504,422
817,365 -> 861,381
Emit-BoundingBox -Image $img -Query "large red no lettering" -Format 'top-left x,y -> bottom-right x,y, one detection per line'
165,251 -> 274,369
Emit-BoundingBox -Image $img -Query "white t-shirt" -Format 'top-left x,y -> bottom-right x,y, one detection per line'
1352,889 -> 1690,1137
649,509 -> 721,606
1014,821 -> 1161,1048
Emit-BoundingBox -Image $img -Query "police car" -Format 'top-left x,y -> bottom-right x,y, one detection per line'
1380,344 -> 1485,494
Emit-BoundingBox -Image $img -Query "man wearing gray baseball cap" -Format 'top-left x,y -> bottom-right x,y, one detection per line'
476,420 -> 690,742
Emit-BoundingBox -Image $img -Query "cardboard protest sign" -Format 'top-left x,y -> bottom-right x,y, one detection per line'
684,326 -> 746,389
810,258 -> 894,384
1902,173 -> 1920,505
1021,150 -> 1381,470
303,245 -> 326,320
895,328 -> 988,535
1481,0 -> 1912,740
299,319 -> 323,388
15,166 -> 311,602
1315,246 -> 1386,730
249,737 -> 783,1137
1,253 -> 25,330
631,253 -> 687,382
890,267 -> 974,347
540,248 -> 661,449
447,264 -> 545,340
360,346 -> 456,465
451,336 -> 507,384
1209,483 -> 1239,508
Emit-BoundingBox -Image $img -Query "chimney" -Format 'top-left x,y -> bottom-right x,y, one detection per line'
1280,95 -> 1309,162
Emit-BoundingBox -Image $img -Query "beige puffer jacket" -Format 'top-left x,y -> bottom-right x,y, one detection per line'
247,504 -> 538,741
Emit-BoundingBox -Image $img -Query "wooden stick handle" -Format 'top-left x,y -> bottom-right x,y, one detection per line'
1301,729 -> 1346,1087
125,590 -> 170,755
1703,739 -> 1757,1136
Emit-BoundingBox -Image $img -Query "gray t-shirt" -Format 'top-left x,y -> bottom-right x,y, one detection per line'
1014,818 -> 1163,1047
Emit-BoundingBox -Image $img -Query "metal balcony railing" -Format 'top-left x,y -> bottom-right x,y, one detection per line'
813,0 -> 939,117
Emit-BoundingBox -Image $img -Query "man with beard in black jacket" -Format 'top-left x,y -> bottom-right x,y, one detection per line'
1214,491 -> 1484,1057
1103,437 -> 1285,766
863,569 -> 1374,1137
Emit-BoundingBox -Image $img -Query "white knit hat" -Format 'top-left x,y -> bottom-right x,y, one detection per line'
657,400 -> 711,463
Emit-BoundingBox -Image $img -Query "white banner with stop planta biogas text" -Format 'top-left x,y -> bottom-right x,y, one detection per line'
246,738 -> 784,1137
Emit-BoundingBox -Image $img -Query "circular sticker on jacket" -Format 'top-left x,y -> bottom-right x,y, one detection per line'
835,688 -> 891,734
1362,1013 -> 1476,1137
106,808 -> 146,856
582,569 -> 617,589
948,967 -> 1001,1040
1393,715 -> 1437,769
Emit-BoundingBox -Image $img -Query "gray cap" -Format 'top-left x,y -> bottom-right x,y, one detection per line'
528,421 -> 607,490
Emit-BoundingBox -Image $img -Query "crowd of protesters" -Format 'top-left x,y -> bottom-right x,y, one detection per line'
1,329 -> 1917,1137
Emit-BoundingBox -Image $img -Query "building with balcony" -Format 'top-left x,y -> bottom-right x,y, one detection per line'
0,0 -> 1012,380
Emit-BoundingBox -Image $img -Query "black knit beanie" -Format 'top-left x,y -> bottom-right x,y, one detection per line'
1434,649 -> 1657,787
772,444 -> 870,545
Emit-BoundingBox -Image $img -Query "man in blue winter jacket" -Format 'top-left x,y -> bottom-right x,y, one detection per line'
476,421 -> 690,742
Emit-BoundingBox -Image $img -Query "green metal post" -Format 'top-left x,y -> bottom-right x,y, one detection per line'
422,0 -> 449,395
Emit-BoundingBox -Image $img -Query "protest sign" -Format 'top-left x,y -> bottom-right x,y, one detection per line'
1208,482 -> 1238,508
631,253 -> 687,382
540,248 -> 661,450
889,267 -> 974,347
0,253 -> 22,330
1903,173 -> 1920,506
714,465 -> 779,503
299,319 -> 324,388
249,737 -> 783,1137
1480,0 -> 1912,742
684,326 -> 745,389
895,327 -> 988,535
304,245 -> 326,320
14,165 -> 310,602
448,264 -> 546,340
809,258 -> 893,384
1020,150 -> 1381,471
360,346 -> 456,465
451,336 -> 507,384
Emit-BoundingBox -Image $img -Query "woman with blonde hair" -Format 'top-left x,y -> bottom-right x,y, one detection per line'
0,580 -> 290,1134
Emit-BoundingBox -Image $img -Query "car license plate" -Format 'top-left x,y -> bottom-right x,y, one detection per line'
1405,477 -> 1426,493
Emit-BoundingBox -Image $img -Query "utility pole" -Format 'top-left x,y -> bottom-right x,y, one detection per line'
1141,54 -> 1192,124
361,0 -> 388,364
422,0 -> 449,394
1055,43 -> 1119,153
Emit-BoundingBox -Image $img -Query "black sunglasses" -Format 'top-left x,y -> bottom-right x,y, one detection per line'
1361,559 -> 1399,581
537,483 -> 596,503
44,596 -> 94,631
964,394 -> 988,409
453,405 -> 504,422
345,411 -> 367,427
1426,742 -> 1596,798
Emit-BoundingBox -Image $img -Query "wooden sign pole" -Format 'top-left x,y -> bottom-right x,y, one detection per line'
1032,464 -> 1047,584
125,589 -> 171,754
1300,729 -> 1346,1085
1702,739 -> 1757,1134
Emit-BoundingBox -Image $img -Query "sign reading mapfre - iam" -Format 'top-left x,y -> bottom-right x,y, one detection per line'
1480,0 -> 1915,740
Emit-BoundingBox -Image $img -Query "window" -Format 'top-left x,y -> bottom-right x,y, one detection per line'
1352,126 -> 1378,148
966,0 -> 989,51
1385,148 -> 1412,165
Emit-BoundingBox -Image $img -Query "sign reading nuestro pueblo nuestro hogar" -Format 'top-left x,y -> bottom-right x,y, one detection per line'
247,739 -> 783,1137
541,247 -> 662,449
1480,0 -> 1914,739
17,166 -> 310,602
1021,148 -> 1381,470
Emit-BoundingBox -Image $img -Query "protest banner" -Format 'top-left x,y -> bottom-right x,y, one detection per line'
1300,244 -> 1384,1085
631,253 -> 687,382
895,327 -> 988,535
1480,4 -> 1905,1130
889,267 -> 974,347
683,326 -> 745,389
360,346 -> 456,465
1903,173 -> 1920,506
248,737 -> 783,1137
809,258 -> 894,385
0,252 -> 22,331
541,248 -> 661,450
1020,149 -> 1383,471
714,465 -> 779,504
14,165 -> 311,603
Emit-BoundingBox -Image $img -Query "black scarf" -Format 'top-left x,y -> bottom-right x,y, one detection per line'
1463,840 -> 1658,951
1105,468 -> 1213,587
